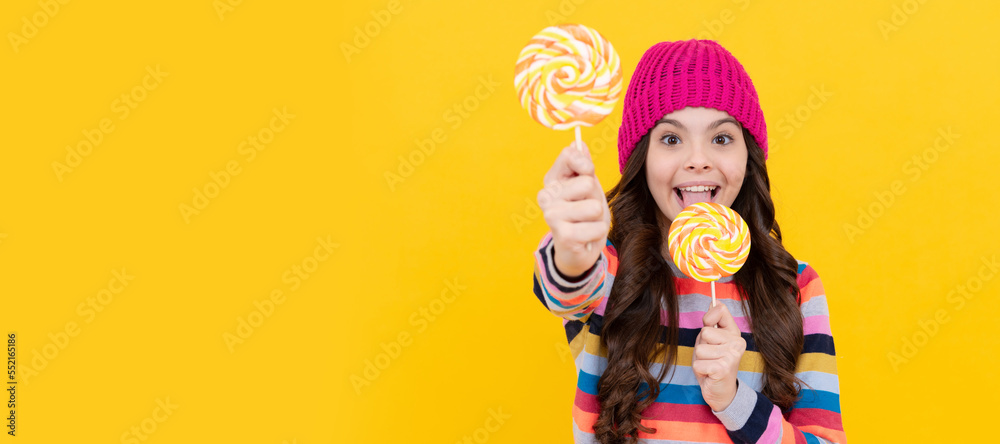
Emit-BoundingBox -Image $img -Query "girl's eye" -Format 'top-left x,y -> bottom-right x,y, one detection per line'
661,134 -> 680,145
714,133 -> 734,145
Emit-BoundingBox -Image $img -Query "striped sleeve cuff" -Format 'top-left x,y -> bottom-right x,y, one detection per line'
712,378 -> 757,431
532,233 -> 607,320
714,378 -> 784,443
541,238 -> 603,289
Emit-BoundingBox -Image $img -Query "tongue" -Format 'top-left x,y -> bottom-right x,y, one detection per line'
680,190 -> 712,207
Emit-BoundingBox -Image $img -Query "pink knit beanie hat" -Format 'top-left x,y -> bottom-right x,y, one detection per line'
618,39 -> 768,174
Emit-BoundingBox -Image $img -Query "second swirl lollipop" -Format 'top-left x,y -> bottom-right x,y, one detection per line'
668,202 -> 751,307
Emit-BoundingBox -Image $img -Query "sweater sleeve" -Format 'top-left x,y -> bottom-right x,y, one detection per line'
531,231 -> 611,322
712,263 -> 847,444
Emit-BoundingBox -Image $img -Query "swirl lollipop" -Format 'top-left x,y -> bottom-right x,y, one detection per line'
514,23 -> 623,145
515,23 -> 622,251
668,202 -> 751,308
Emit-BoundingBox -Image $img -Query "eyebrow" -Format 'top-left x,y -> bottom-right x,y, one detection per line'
654,117 -> 741,131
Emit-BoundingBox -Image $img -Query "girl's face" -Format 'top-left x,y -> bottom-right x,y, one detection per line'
644,106 -> 749,224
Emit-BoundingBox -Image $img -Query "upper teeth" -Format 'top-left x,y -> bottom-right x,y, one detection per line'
678,186 -> 717,192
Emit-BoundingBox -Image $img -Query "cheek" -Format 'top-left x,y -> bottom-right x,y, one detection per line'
645,152 -> 675,186
722,153 -> 748,197
728,170 -> 746,188
645,163 -> 679,210
645,165 -> 673,201
723,170 -> 746,202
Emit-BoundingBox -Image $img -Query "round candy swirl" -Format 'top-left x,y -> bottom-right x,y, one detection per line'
514,24 -> 623,130
667,202 -> 751,282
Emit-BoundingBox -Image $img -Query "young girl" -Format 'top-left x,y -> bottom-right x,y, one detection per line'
532,39 -> 845,444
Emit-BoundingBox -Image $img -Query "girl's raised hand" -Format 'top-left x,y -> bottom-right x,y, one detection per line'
537,141 -> 611,279
692,302 -> 747,412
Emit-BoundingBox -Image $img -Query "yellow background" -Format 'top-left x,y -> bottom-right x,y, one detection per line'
1,0 -> 997,442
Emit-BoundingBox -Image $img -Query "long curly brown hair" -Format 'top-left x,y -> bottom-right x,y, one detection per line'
592,127 -> 805,443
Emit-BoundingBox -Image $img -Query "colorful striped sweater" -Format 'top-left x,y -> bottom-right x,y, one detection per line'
531,232 -> 846,444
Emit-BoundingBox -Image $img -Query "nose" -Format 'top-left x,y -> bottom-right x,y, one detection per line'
684,144 -> 712,171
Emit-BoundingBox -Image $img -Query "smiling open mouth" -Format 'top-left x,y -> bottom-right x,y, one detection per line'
674,186 -> 718,207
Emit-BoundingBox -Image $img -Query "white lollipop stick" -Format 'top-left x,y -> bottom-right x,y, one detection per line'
575,124 -> 593,252
711,281 -> 717,308
573,125 -> 590,251
711,281 -> 719,328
